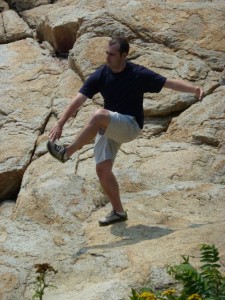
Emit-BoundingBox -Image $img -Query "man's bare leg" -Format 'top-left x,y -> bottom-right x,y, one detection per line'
96,159 -> 124,213
66,109 -> 110,157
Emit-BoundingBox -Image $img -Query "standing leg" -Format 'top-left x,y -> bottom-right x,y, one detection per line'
96,159 -> 127,226
96,159 -> 124,212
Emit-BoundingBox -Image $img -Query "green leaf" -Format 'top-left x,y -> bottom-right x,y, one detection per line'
130,288 -> 139,300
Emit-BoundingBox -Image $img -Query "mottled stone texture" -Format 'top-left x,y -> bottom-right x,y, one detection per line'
0,1 -> 225,299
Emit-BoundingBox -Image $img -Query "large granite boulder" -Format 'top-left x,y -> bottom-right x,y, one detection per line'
7,0 -> 51,12
0,1 -> 225,299
0,9 -> 33,43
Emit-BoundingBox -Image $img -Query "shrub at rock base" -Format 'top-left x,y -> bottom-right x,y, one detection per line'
130,244 -> 225,300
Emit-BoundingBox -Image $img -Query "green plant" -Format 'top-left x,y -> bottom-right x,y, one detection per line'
129,287 -> 193,300
32,263 -> 57,300
167,244 -> 225,299
130,244 -> 225,300
129,288 -> 157,300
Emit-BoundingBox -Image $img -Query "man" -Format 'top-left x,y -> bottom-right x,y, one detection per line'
47,37 -> 204,226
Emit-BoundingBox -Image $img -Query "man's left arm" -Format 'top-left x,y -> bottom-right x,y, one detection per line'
164,79 -> 204,101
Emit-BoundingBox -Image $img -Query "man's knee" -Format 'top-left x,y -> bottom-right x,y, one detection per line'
92,108 -> 110,121
90,108 -> 110,129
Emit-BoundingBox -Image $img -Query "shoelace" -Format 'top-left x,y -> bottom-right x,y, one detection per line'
55,144 -> 63,153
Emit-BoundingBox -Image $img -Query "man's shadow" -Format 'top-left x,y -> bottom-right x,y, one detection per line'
74,222 -> 173,257
111,222 -> 173,243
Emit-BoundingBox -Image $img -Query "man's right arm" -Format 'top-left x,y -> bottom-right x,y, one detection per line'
49,92 -> 87,142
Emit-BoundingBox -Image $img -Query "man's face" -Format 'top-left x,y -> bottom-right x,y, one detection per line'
105,43 -> 127,71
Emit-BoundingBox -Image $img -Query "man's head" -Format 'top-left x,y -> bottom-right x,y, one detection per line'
109,37 -> 130,55
106,37 -> 129,72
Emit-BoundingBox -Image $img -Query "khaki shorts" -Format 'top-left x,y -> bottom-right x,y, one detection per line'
94,111 -> 141,165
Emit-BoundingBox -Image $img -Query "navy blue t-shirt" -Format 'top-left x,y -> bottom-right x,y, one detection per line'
79,61 -> 167,129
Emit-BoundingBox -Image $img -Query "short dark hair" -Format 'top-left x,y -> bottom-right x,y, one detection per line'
109,37 -> 130,55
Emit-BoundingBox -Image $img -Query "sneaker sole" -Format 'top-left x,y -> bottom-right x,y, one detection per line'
47,141 -> 66,163
99,217 -> 127,226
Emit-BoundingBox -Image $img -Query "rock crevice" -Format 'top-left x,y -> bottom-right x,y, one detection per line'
0,1 -> 225,299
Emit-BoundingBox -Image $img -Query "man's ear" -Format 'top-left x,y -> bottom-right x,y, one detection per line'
122,52 -> 128,59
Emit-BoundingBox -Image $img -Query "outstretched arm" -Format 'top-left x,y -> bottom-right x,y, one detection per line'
164,79 -> 204,101
49,92 -> 87,142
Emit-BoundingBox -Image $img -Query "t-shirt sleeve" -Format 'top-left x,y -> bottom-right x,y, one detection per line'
139,66 -> 167,93
79,70 -> 100,99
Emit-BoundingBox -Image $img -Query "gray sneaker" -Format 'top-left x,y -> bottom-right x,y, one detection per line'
99,210 -> 127,226
47,141 -> 68,163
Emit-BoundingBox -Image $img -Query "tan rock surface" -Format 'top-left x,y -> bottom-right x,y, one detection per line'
0,0 -> 9,12
0,9 -> 33,43
7,0 -> 50,12
0,38 -> 82,200
0,1 -> 225,299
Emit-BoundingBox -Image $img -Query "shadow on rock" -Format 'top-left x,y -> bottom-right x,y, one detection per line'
110,222 -> 174,242
74,223 -> 173,258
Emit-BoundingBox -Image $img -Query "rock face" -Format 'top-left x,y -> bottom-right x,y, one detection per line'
0,9 -> 32,43
0,1 -> 225,299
